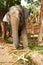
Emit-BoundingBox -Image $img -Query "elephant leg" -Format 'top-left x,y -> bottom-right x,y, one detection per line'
1,22 -> 5,42
10,14 -> 19,48
21,26 -> 28,49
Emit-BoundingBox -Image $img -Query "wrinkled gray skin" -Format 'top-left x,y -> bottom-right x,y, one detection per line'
3,5 -> 30,49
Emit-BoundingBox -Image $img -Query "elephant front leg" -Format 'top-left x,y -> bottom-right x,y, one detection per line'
21,26 -> 29,49
10,14 -> 19,49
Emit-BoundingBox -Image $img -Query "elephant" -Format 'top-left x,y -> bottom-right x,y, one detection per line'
3,5 -> 30,49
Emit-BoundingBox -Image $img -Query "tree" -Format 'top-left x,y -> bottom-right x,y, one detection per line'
0,0 -> 40,16
0,0 -> 20,16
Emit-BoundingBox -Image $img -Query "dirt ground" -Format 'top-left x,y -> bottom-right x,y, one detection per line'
0,42 -> 43,65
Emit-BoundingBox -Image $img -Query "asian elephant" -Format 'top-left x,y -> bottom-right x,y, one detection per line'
3,5 -> 30,49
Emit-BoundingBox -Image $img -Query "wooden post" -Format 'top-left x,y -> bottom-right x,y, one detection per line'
41,0 -> 43,19
38,0 -> 43,45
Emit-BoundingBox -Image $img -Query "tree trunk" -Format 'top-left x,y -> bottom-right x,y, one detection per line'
38,0 -> 43,44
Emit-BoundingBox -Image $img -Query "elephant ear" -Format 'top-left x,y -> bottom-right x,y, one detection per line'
3,12 -> 10,23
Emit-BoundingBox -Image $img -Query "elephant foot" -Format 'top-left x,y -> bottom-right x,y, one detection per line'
23,47 -> 30,50
11,38 -> 19,49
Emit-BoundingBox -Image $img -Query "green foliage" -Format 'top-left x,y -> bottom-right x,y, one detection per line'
6,0 -> 20,8
0,0 -> 40,17
24,0 -> 40,15
0,0 -> 20,8
32,45 -> 43,50
0,0 -> 20,15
